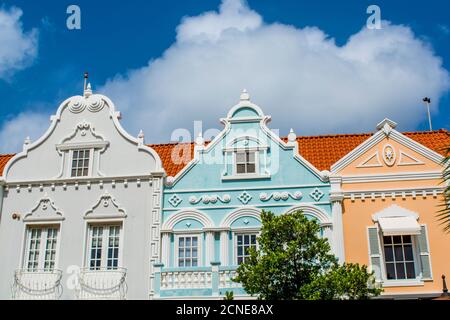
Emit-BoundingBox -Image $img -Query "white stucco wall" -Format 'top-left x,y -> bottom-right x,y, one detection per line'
0,89 -> 164,300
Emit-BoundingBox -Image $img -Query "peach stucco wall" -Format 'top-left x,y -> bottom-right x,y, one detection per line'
342,194 -> 449,295
338,132 -> 448,297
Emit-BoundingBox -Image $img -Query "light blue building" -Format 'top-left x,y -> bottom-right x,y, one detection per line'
154,91 -> 341,299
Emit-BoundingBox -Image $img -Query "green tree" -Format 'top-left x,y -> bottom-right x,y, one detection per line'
234,210 -> 382,300
438,145 -> 450,233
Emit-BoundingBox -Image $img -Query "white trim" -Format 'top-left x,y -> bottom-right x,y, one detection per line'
341,171 -> 443,183
161,210 -> 214,232
233,232 -> 259,265
397,150 -> 425,166
174,233 -> 203,267
372,204 -> 419,222
3,93 -> 163,181
164,183 -> 329,194
284,204 -> 332,226
163,201 -> 331,212
382,279 -> 424,287
220,207 -> 262,229
84,222 -> 124,269
356,151 -> 383,168
166,98 -> 327,186
331,127 -> 444,174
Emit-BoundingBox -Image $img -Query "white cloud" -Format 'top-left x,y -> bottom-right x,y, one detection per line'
0,112 -> 49,153
0,6 -> 38,79
1,0 -> 449,153
100,0 -> 449,143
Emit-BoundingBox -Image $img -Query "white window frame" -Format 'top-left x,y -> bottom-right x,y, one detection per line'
22,224 -> 61,272
84,222 -> 124,270
234,232 -> 258,265
380,234 -> 423,287
233,150 -> 258,176
69,148 -> 93,178
232,229 -> 260,266
174,233 -> 202,268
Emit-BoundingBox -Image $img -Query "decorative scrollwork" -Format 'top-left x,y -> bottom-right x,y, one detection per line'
260,191 -> 303,202
189,194 -> 231,205
68,95 -> 105,114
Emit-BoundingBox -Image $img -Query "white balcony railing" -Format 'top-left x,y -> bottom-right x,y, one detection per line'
219,269 -> 240,289
12,269 -> 63,300
161,269 -> 212,289
76,267 -> 127,300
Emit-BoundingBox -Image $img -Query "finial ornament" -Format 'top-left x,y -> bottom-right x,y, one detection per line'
138,130 -> 145,144
84,82 -> 92,98
288,128 -> 297,142
240,88 -> 250,101
24,136 -> 31,147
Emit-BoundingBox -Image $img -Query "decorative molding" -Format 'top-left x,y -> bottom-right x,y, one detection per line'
259,191 -> 302,202
3,92 -> 164,181
356,151 -> 383,168
161,210 -> 215,232
398,150 -> 425,166
164,183 -> 329,194
220,207 -> 261,228
341,171 -> 443,183
382,144 -> 396,167
168,194 -> 183,207
84,191 -> 126,219
68,94 -> 105,114
23,195 -> 64,222
188,194 -> 231,205
331,122 -> 444,174
372,204 -> 419,222
345,187 -> 444,202
284,204 -> 332,226
237,191 -> 252,204
309,188 -> 325,202
162,201 -> 331,211
165,90 -> 328,187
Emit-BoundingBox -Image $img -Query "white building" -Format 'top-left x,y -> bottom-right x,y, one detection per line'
0,85 -> 164,299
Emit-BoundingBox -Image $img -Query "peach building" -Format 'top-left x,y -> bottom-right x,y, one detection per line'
330,119 -> 449,299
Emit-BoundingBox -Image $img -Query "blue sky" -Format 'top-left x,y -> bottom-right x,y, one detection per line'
0,0 -> 449,152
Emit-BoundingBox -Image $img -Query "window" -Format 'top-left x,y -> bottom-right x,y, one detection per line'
236,233 -> 257,265
71,149 -> 91,177
383,235 -> 416,280
235,151 -> 256,174
24,226 -> 59,272
87,224 -> 122,270
177,236 -> 199,267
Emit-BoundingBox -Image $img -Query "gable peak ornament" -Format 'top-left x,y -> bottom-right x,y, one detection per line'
288,128 -> 297,142
240,88 -> 250,101
376,118 -> 397,137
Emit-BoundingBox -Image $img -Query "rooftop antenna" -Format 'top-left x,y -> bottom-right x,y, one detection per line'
422,97 -> 432,131
83,71 -> 89,91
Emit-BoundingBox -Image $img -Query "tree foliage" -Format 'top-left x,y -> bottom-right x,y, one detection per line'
438,144 -> 450,233
234,210 -> 382,300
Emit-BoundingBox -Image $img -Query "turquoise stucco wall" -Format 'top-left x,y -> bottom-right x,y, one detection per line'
159,102 -> 332,297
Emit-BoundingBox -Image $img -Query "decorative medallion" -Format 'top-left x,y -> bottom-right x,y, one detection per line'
309,188 -> 324,202
168,194 -> 182,207
382,144 -> 396,166
238,191 -> 252,205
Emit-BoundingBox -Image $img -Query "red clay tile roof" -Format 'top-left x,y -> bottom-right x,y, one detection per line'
0,154 -> 14,176
150,129 -> 449,176
0,130 -> 448,177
